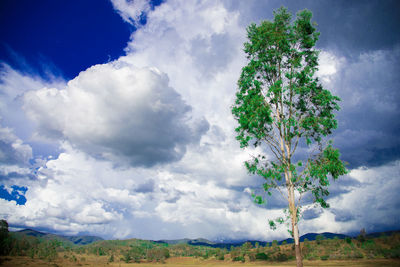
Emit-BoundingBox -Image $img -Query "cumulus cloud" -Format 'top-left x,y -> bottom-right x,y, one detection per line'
23,62 -> 208,167
1,0 -> 399,242
0,143 -> 286,240
110,0 -> 151,25
0,124 -> 32,166
300,161 -> 400,235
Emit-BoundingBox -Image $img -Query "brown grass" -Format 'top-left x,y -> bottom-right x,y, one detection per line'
1,256 -> 400,267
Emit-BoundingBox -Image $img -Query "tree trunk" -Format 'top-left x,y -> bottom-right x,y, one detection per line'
293,223 -> 303,267
288,183 -> 303,267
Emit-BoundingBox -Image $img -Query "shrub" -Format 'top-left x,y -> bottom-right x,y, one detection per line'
217,253 -> 225,260
232,255 -> 245,262
320,255 -> 329,260
255,252 -> 269,260
316,235 -> 325,245
357,228 -> 367,243
108,254 -> 114,262
275,252 -> 289,261
345,237 -> 352,244
248,252 -> 256,261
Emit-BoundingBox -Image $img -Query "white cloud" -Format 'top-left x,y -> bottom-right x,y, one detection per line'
23,62 -> 208,166
316,51 -> 345,85
0,142 -> 288,240
299,161 -> 400,236
1,0 -> 399,242
110,0 -> 151,25
0,64 -> 65,141
0,124 -> 32,166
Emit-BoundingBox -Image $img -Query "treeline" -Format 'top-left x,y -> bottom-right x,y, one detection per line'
1,219 -> 400,263
0,220 -> 65,261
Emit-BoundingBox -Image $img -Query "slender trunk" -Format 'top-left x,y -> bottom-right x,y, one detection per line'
287,174 -> 303,267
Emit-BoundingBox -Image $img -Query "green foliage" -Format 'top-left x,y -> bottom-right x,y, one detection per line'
241,241 -> 253,251
37,240 -> 58,261
215,248 -> 225,260
345,237 -> 352,244
274,252 -> 289,261
232,255 -> 245,262
255,252 -> 269,260
232,7 -> 346,252
315,234 -> 325,245
357,228 -> 367,243
146,247 -> 170,262
0,219 -> 11,255
320,254 -> 329,260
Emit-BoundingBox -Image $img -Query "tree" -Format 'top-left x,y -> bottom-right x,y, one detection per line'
232,7 -> 347,267
0,219 -> 11,255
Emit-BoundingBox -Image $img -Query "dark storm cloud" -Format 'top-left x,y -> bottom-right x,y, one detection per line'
227,0 -> 400,169
331,208 -> 355,223
332,47 -> 400,168
227,0 -> 400,56
302,208 -> 323,220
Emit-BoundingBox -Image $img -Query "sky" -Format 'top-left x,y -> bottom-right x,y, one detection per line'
0,0 -> 399,241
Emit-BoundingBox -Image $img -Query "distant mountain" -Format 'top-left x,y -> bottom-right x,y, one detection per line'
279,232 -> 350,245
365,230 -> 400,239
63,235 -> 103,245
155,232 -> 352,249
12,229 -> 103,245
17,229 -> 47,238
155,238 -> 216,245
13,228 -> 400,249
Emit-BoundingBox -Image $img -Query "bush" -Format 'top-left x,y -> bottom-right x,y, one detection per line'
255,252 -> 269,260
248,252 -> 256,261
345,237 -> 352,244
232,255 -> 245,262
275,252 -> 288,262
320,255 -> 329,260
316,235 -> 325,245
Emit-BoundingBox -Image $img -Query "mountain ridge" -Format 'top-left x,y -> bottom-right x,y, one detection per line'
12,228 -> 103,245
13,228 -> 400,248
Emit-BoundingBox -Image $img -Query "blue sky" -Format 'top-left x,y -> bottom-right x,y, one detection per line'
0,0 -> 399,241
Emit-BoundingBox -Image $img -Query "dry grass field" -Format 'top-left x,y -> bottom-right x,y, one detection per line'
1,255 -> 400,267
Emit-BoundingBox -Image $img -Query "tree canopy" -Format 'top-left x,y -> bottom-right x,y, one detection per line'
232,7 -> 347,267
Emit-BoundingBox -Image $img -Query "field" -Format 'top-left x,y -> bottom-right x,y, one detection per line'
1,256 -> 400,267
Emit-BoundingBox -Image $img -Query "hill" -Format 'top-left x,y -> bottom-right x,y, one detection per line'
12,228 -> 103,245
154,232 -> 351,249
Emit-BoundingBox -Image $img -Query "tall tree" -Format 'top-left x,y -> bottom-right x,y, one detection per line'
232,7 -> 346,267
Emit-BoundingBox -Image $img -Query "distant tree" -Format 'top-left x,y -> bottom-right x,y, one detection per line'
0,219 -> 10,255
358,228 -> 367,243
232,6 -> 347,267
315,235 -> 325,245
108,253 -> 114,262
255,252 -> 269,260
242,242 -> 253,251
